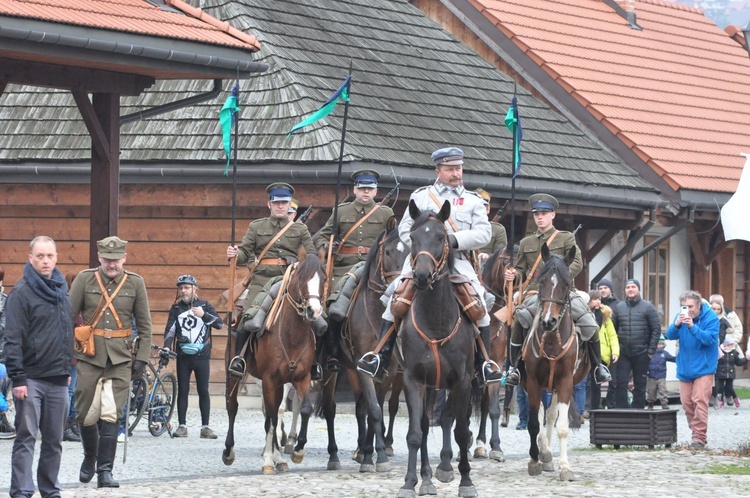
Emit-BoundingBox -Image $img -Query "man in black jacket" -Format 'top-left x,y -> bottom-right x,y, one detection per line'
613,279 -> 662,409
5,236 -> 73,498
163,275 -> 223,439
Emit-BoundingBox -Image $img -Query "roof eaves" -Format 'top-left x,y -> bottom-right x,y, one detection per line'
165,0 -> 261,51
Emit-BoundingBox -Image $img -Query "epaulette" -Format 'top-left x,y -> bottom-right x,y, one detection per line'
413,186 -> 429,194
80,268 -> 98,274
124,270 -> 144,279
465,190 -> 482,199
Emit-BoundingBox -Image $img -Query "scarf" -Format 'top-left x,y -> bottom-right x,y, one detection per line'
23,262 -> 68,304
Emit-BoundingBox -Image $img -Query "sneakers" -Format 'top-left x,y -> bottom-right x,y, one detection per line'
173,425 -> 188,438
735,397 -> 741,408
516,421 -> 527,430
689,441 -> 706,450
0,412 -> 16,439
117,428 -> 126,443
718,395 -> 724,409
200,426 -> 218,439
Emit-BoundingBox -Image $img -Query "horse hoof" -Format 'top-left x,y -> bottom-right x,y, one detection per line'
276,462 -> 289,473
528,461 -> 542,476
359,463 -> 375,473
458,485 -> 478,498
284,443 -> 294,454
376,461 -> 392,473
560,469 -> 575,481
291,451 -> 304,464
489,450 -> 505,462
385,446 -> 394,457
418,482 -> 437,495
397,488 -> 416,498
540,450 -> 553,464
262,465 -> 276,475
473,446 -> 488,459
327,460 -> 341,471
351,448 -> 361,462
435,468 -> 454,483
542,461 -> 555,472
222,448 -> 235,466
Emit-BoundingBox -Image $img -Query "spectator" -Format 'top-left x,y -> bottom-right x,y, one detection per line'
646,336 -> 675,410
163,274 -> 223,439
585,290 -> 619,414
613,279 -> 661,409
597,278 -> 621,312
62,271 -> 82,443
597,280 -> 621,409
665,290 -> 719,450
5,236 -> 73,497
0,265 -> 14,439
708,294 -> 742,350
715,335 -> 747,409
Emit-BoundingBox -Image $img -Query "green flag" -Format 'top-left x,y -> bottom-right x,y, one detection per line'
219,84 -> 239,175
288,76 -> 351,135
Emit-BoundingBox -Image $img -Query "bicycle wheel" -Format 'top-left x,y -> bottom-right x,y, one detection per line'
148,372 -> 176,437
128,377 -> 148,435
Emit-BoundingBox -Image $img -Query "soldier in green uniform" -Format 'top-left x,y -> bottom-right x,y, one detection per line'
69,236 -> 152,489
226,183 -> 316,379
315,170 -> 394,371
503,194 -> 610,386
475,188 -> 508,266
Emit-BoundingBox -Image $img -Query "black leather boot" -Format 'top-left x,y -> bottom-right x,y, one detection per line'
588,339 -> 611,384
96,421 -> 120,488
357,320 -> 395,380
505,343 -> 523,387
228,330 -> 250,379
79,423 -> 98,483
324,321 -> 342,372
64,416 -> 81,442
476,325 -> 503,384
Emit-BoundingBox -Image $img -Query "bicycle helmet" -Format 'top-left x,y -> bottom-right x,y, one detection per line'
176,274 -> 197,287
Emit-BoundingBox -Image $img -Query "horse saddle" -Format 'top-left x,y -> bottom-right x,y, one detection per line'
391,273 -> 486,323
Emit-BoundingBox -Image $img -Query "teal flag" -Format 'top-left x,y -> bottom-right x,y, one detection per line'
504,96 -> 522,179
288,76 -> 351,135
219,84 -> 240,175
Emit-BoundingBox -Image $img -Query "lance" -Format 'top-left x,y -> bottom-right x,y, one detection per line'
506,84 -> 520,327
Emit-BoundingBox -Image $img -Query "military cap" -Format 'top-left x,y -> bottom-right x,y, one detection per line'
431,147 -> 464,167
266,182 -> 294,202
288,198 -> 300,213
97,236 -> 127,259
475,188 -> 491,206
529,193 -> 558,213
351,169 -> 379,188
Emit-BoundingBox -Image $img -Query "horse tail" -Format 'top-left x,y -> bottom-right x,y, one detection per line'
471,378 -> 484,422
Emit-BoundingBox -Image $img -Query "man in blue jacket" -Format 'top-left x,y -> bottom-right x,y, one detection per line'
665,290 -> 719,450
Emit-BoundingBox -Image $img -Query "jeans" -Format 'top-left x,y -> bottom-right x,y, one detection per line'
573,378 -> 587,414
516,386 -> 529,425
67,364 -> 77,419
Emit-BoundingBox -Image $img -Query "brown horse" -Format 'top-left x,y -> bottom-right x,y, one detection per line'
522,243 -> 587,481
318,216 -> 408,472
222,254 -> 324,474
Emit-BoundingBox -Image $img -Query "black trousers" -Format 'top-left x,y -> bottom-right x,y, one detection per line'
176,356 -> 211,426
615,352 -> 650,409
716,378 -> 738,400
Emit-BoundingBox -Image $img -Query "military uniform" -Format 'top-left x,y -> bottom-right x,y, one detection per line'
69,236 -> 152,488
514,228 -> 581,290
480,222 -> 508,255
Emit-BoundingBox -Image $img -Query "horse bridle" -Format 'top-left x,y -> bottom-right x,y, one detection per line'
369,234 -> 403,293
409,216 -> 450,285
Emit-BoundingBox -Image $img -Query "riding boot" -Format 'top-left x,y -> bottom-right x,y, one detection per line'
476,326 -> 502,384
357,319 -> 395,381
505,343 -> 523,387
587,338 -> 611,384
79,423 -> 98,483
229,329 -> 250,379
96,421 -> 120,488
324,320 -> 342,372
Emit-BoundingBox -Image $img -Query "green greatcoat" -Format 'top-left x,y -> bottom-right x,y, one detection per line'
69,268 -> 153,424
236,216 -> 315,309
316,200 -> 394,280
478,221 -> 508,255
514,228 -> 582,292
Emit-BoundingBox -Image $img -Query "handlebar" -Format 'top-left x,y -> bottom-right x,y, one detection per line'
151,344 -> 177,359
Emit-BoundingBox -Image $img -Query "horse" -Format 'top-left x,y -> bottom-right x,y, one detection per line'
522,243 -> 588,481
318,216 -> 408,472
222,253 -> 324,474
397,199 -> 478,498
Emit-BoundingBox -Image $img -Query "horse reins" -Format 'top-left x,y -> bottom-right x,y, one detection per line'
410,304 -> 461,389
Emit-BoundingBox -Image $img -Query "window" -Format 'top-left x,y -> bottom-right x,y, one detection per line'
643,235 -> 669,330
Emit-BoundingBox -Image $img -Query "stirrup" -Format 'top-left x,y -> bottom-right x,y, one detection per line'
482,360 -> 503,384
310,363 -> 323,381
228,356 -> 246,380
356,351 -> 380,378
594,364 -> 611,384
505,367 -> 521,387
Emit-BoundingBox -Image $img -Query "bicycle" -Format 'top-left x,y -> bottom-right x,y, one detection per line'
127,345 -> 177,437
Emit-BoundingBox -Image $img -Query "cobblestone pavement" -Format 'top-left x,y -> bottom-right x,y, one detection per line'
2,399 -> 750,497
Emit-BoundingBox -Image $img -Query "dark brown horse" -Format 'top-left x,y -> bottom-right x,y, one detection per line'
522,243 -> 587,481
398,199 -> 477,498
222,254 -> 324,474
318,216 -> 408,472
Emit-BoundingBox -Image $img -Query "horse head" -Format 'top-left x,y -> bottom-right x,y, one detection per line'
408,199 -> 452,290
537,243 -> 576,332
291,253 -> 324,321
481,244 -> 514,305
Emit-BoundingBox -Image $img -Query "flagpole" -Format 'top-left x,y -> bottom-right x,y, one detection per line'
226,80 -> 240,399
325,61 -> 353,302
506,84 -> 518,327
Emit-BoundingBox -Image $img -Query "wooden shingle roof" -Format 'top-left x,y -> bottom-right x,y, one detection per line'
0,0 -> 657,197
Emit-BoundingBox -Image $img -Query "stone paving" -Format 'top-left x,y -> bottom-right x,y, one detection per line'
2,397 -> 750,497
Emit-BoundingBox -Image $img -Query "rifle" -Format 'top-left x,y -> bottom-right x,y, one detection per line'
297,205 -> 313,224
573,224 -> 583,236
491,200 -> 509,223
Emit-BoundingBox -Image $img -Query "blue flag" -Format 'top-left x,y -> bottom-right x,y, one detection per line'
504,96 -> 522,179
288,76 -> 351,135
219,84 -> 240,175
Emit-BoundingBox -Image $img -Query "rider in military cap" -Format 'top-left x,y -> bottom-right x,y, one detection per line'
503,194 -> 611,387
474,188 -> 508,266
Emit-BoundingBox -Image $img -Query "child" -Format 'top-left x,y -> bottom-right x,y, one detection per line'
646,336 -> 676,409
716,336 -> 748,408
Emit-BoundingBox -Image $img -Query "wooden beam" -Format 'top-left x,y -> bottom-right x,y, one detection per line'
584,229 -> 617,261
89,92 -> 120,266
72,89 -> 110,162
707,240 -> 730,266
0,58 -> 153,96
686,225 -> 707,269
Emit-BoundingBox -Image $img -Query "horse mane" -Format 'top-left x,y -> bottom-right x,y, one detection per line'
481,245 -> 507,284
410,209 -> 455,271
355,227 -> 392,292
295,254 -> 323,284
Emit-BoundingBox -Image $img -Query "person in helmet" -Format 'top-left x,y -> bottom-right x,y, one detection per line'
163,275 -> 224,439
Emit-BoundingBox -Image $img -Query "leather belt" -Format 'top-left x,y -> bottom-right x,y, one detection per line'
338,246 -> 370,255
258,258 -> 288,266
93,328 -> 132,338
